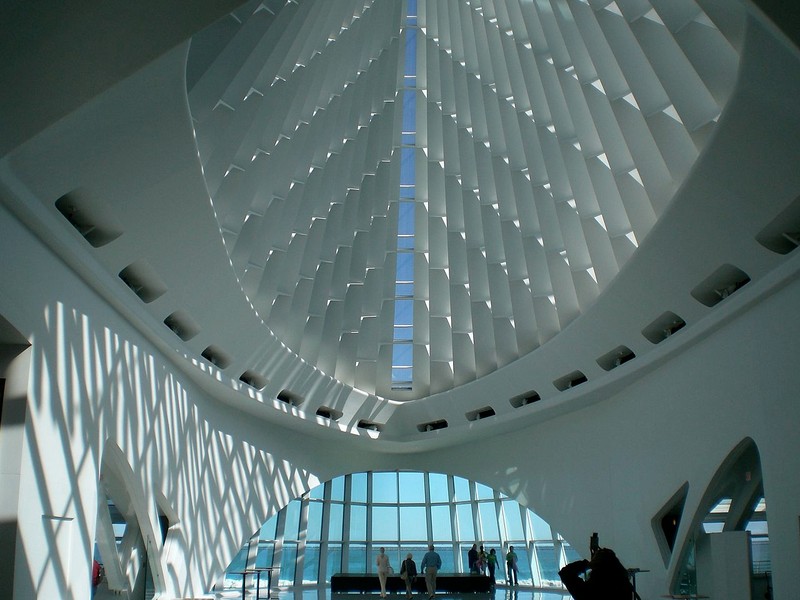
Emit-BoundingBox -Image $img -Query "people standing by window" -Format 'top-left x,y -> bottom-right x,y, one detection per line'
420,543 -> 442,599
468,544 -> 478,574
506,545 -> 518,586
376,547 -> 392,598
400,552 -> 418,599
486,548 -> 499,586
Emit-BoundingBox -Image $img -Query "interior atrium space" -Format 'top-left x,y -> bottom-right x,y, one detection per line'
1,0 -> 800,599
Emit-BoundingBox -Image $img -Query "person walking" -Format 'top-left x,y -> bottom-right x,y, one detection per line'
376,546 -> 392,598
420,543 -> 442,599
486,549 -> 499,586
400,552 -> 418,599
506,545 -> 518,586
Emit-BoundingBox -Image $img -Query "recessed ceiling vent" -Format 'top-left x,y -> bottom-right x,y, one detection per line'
553,370 -> 588,391
510,390 -> 541,408
755,194 -> 800,254
417,419 -> 448,432
277,389 -> 303,406
642,311 -> 686,344
240,371 -> 268,390
118,261 -> 167,303
690,264 -> 750,307
596,345 -> 636,371
201,345 -> 232,369
316,406 -> 343,421
55,191 -> 122,247
466,406 -> 496,422
357,420 -> 383,432
163,310 -> 200,341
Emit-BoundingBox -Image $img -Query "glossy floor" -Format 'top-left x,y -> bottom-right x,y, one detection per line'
214,586 -> 571,600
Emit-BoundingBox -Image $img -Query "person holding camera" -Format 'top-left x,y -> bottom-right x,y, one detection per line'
558,547 -> 637,600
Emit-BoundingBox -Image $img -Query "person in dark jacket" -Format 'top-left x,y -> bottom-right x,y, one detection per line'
400,553 -> 418,599
468,544 -> 478,573
558,547 -> 635,600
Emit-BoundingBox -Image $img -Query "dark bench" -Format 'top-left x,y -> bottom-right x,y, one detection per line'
331,573 -> 493,594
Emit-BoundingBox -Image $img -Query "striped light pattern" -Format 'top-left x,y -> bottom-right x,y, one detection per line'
188,0 -> 740,400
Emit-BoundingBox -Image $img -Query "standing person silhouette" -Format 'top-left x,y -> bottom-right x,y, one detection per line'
400,552 -> 418,599
505,545 -> 518,586
486,549 -> 499,586
376,547 -> 392,598
420,543 -> 442,599
468,544 -> 478,574
558,547 -> 637,600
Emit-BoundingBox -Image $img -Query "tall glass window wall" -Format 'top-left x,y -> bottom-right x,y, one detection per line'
222,471 -> 577,591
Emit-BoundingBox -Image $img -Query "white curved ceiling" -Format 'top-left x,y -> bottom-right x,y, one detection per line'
187,0 -> 741,400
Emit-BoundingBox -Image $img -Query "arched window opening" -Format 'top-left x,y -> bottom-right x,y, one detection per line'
220,471 -> 577,594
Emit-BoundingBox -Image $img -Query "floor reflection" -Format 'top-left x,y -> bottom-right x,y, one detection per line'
214,585 -> 570,600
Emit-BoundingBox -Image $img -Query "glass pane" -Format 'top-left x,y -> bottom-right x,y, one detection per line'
396,255 -> 414,283
456,503 -> 475,540
453,476 -> 471,502
400,506 -> 427,541
350,504 -> 367,540
309,483 -> 324,500
278,543 -> 297,586
429,473 -> 449,503
401,133 -> 416,146
394,298 -> 413,325
476,482 -> 494,500
260,515 -> 277,540
397,236 -> 415,249
283,499 -> 301,541
329,503 -> 344,541
534,543 -> 559,585
515,546 -> 533,586
302,543 -> 320,583
351,473 -> 367,503
255,542 -> 274,569
396,282 -> 414,297
372,472 -> 398,503
307,502 -> 323,541
403,91 -> 416,134
404,29 -> 417,76
438,546 -> 456,572
398,202 -> 415,235
392,368 -> 412,386
399,472 -> 426,503
563,544 -> 582,565
431,505 -> 451,541
529,510 -> 552,539
478,502 -> 500,541
348,544 -> 367,574
326,544 -> 342,582
502,500 -> 524,540
400,148 -> 415,185
394,327 -> 413,342
372,506 -> 398,541
331,476 -> 345,501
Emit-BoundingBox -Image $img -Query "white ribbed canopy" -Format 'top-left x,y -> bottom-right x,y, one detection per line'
188,0 -> 739,400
